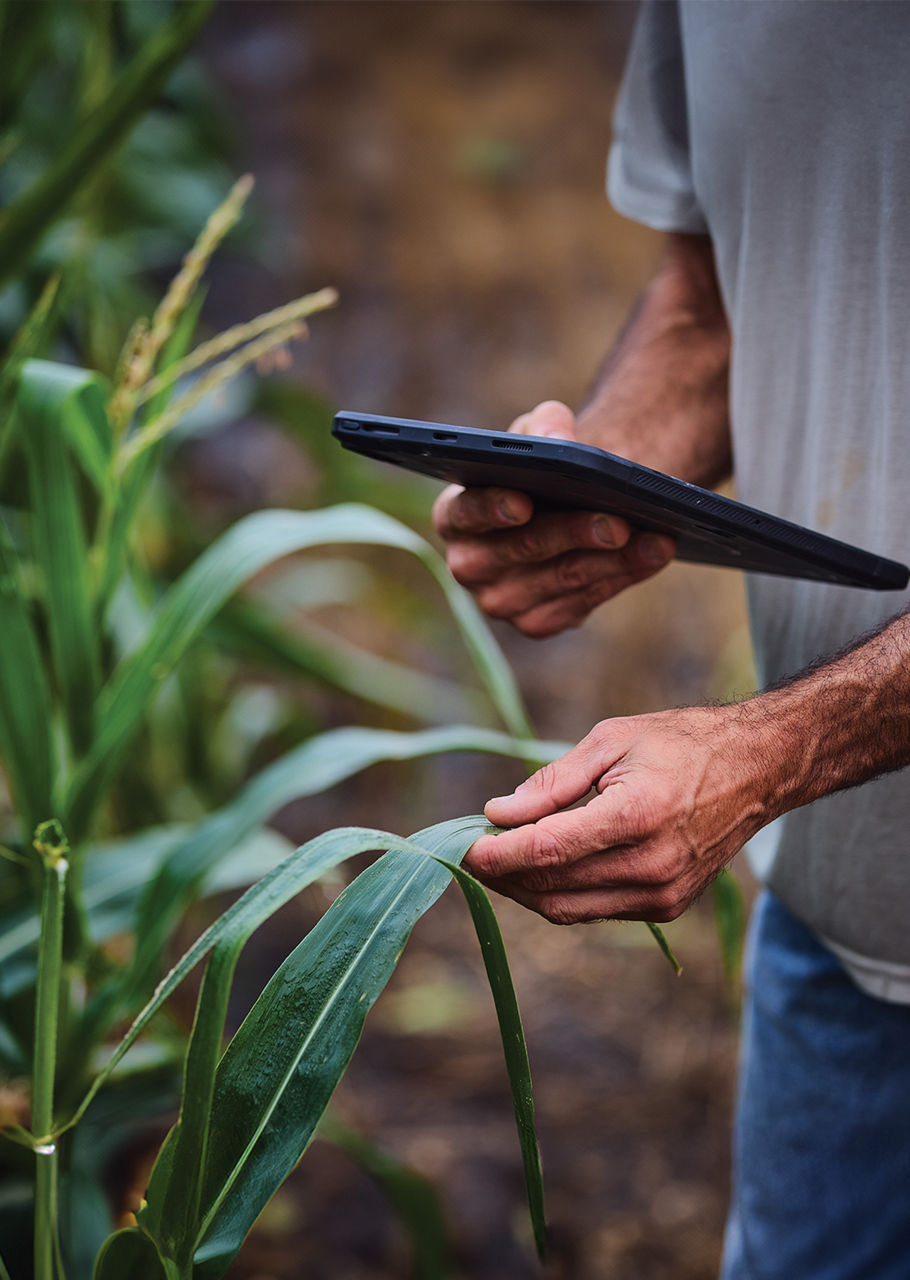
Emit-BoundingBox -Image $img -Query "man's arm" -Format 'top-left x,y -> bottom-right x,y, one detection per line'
464,609 -> 910,925
575,232 -> 731,484
432,233 -> 731,638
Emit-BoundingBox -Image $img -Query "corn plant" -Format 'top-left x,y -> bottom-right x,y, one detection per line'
0,140 -> 747,1272
0,5 -> 747,1271
0,173 -> 583,1278
24,817 -> 549,1280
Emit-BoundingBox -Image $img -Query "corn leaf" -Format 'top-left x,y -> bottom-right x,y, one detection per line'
18,359 -> 114,495
66,827 -> 465,1135
0,518 -> 56,838
17,361 -> 104,753
711,868 -> 746,989
84,828 -> 292,950
146,820 -> 482,1270
434,855 -> 545,1257
646,921 -> 683,976
215,598 -> 478,724
84,724 -> 567,1044
75,822 -> 545,1278
136,817 -> 538,1279
92,1227 -> 167,1280
66,505 -> 533,838
0,728 -> 567,977
0,827 -> 182,969
0,0 -> 216,291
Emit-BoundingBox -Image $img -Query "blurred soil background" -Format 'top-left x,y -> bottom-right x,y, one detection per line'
183,3 -> 757,1278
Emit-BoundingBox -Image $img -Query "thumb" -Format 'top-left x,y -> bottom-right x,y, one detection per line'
484,746 -> 599,827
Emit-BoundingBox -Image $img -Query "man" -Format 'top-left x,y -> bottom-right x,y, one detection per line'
433,4 -> 910,1277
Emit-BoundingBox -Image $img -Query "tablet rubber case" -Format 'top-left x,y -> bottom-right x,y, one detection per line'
333,413 -> 909,591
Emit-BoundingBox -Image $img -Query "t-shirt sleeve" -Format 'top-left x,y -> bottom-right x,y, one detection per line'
607,0 -> 708,235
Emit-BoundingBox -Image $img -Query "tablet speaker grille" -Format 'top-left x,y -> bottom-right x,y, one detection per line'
491,439 -> 533,453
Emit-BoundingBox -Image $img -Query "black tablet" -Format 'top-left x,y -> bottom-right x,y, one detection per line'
332,412 -> 909,591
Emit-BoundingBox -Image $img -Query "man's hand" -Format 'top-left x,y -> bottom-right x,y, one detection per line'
431,400 -> 674,638
464,705 -> 776,924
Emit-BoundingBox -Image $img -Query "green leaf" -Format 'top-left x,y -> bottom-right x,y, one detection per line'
711,869 -> 746,989
79,828 -> 292,957
155,926 -> 241,1264
92,1227 -> 167,1280
66,826 -> 471,1136
147,820 -> 546,1276
66,504 -> 533,838
2,728 -> 566,978
111,725 -> 567,1035
0,826 -> 181,969
0,517 -> 55,838
17,361 -> 104,754
436,856 -> 545,1257
18,358 -> 114,495
646,921 -> 683,977
149,819 -> 491,1278
0,0 -> 217,292
216,598 -> 477,724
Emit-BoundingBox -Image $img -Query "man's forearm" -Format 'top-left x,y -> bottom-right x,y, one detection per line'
576,233 -> 732,489
737,607 -> 910,825
467,604 -> 910,927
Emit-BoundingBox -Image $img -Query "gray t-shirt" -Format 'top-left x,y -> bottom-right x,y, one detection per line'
608,0 -> 910,999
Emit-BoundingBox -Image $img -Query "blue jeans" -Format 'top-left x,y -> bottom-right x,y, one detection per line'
721,891 -> 910,1280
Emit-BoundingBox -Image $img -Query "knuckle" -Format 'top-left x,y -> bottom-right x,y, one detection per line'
537,893 -> 578,926
584,717 -> 626,758
636,858 -> 670,886
619,791 -> 657,839
445,544 -> 470,579
554,553 -> 593,591
515,527 -> 546,561
529,823 -> 566,869
523,867 -> 561,893
650,882 -> 684,919
652,901 -> 685,924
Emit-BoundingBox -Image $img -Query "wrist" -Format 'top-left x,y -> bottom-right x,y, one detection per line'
724,693 -> 822,826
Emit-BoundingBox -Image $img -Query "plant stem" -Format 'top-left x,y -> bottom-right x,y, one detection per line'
32,822 -> 69,1280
